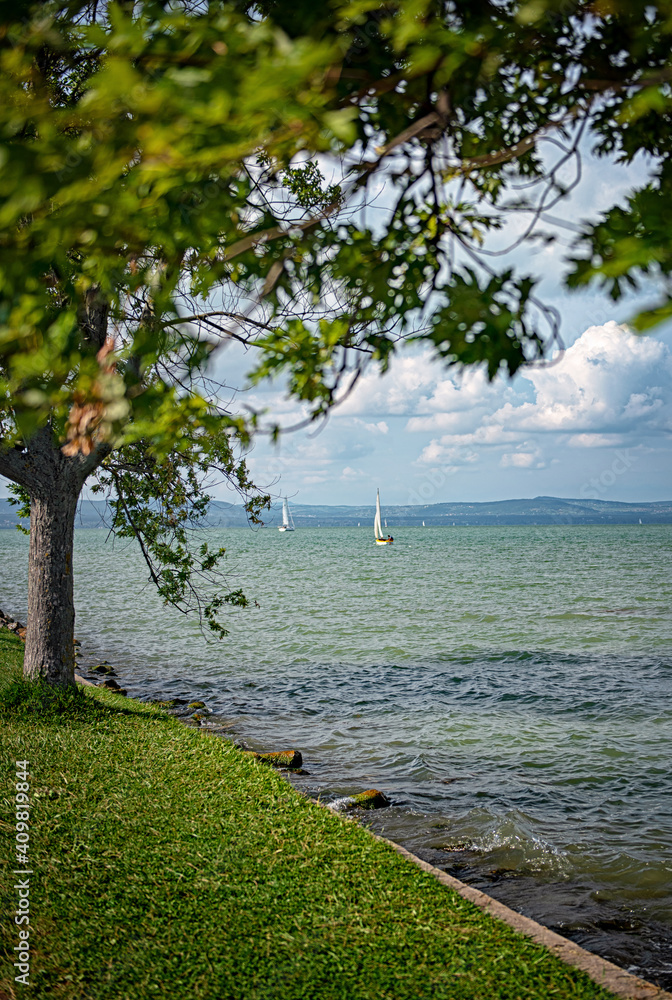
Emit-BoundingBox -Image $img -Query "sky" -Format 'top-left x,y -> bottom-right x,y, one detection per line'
2,140 -> 671,509
208,144 -> 672,508
226,317 -> 672,507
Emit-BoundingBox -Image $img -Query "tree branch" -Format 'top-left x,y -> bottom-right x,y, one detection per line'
0,445 -> 30,486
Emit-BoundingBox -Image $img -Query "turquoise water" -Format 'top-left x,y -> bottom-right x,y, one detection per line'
1,523 -> 671,985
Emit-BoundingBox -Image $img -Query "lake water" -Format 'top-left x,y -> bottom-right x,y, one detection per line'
1,523 -> 672,987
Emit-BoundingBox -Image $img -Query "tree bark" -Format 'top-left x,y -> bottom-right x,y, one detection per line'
0,426 -> 108,687
0,285 -> 112,687
24,486 -> 79,686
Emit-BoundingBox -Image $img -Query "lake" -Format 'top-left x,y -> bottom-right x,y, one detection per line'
1,522 -> 671,987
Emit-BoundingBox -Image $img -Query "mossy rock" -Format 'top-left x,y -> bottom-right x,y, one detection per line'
91,664 -> 116,675
350,789 -> 391,810
244,749 -> 303,769
187,701 -> 206,710
153,699 -> 177,709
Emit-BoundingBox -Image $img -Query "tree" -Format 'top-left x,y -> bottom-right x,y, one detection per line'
2,1 -> 671,686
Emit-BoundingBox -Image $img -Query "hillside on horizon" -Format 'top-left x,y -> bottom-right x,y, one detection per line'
2,495 -> 671,529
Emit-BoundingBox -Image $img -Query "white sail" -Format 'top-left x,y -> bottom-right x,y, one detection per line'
279,497 -> 295,532
374,489 -> 384,540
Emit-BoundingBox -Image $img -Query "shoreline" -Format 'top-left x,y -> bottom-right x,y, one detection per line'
4,611 -> 672,996
74,648 -> 672,993
0,627 -> 628,1000
67,631 -> 672,996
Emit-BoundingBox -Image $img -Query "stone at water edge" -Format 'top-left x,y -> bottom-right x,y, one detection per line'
101,678 -> 127,695
352,789 -> 391,809
244,750 -> 303,769
329,789 -> 391,812
187,701 -> 207,710
91,664 -> 117,675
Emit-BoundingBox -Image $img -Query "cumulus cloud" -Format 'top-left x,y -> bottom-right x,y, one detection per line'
492,322 -> 671,435
407,323 -> 672,474
337,352 -> 439,416
211,320 -> 671,504
500,445 -> 545,469
568,433 -> 623,448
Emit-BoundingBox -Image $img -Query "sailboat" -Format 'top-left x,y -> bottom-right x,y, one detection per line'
374,489 -> 392,545
278,498 -> 295,532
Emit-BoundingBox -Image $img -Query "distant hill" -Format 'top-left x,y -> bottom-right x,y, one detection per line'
2,495 -> 671,529
259,496 -> 672,527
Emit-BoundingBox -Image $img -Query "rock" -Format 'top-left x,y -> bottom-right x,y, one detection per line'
74,638 -> 81,647
329,789 -> 391,812
187,700 -> 206,710
244,749 -> 303,769
101,678 -> 127,695
91,664 -> 116,675
153,699 -> 177,708
351,789 -> 391,809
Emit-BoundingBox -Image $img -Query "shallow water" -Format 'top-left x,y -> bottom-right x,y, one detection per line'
1,523 -> 671,986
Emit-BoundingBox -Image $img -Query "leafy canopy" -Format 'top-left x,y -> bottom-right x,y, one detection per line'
2,1 -> 672,451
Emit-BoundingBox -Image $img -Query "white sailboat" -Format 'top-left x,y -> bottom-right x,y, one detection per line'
374,489 -> 392,545
278,497 -> 295,532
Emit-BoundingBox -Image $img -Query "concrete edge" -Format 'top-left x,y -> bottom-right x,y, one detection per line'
74,673 -> 95,687
379,837 -> 672,1000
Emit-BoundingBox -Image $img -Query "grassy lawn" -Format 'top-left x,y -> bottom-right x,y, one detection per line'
0,630 -> 618,1000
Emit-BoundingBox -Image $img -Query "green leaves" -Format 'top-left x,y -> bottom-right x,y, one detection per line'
0,1 -> 345,447
423,269 -> 544,379
93,438 -> 270,638
1,1 -> 672,543
566,166 -> 672,315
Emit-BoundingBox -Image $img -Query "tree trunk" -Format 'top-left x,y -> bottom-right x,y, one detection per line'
0,426 -> 106,688
23,486 -> 80,686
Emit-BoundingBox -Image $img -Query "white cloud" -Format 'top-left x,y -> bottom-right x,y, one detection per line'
418,441 -> 479,466
350,418 -> 389,435
210,320 -> 672,504
500,447 -> 544,469
568,433 -> 623,448
338,352 -> 439,416
492,322 -> 672,435
410,324 -> 672,472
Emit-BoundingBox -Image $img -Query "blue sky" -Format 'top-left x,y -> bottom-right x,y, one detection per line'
228,315 -> 672,506
2,142 -> 671,508
211,145 -> 672,507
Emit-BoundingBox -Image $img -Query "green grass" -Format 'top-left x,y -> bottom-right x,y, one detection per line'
1,631 -> 618,1000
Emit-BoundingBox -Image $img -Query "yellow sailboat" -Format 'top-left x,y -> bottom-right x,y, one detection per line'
374,489 -> 393,545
